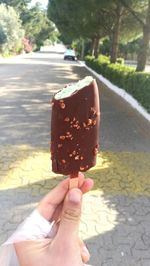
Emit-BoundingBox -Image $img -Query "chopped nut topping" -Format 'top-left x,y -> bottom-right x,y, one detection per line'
80,156 -> 84,160
91,107 -> 96,114
58,144 -> 63,148
73,124 -> 78,128
93,147 -> 98,155
59,100 -> 65,109
87,119 -> 92,125
93,120 -> 97,125
60,102 -> 65,109
75,155 -> 80,160
61,159 -> 66,164
80,166 -> 85,171
59,136 -> 66,140
66,132 -> 73,139
72,150 -> 76,155
69,154 -> 73,157
66,135 -> 73,139
64,117 -> 70,122
83,122 -> 86,128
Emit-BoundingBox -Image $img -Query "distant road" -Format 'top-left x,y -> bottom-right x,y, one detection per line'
125,60 -> 150,72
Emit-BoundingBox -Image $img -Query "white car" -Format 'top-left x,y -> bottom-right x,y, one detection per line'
64,49 -> 77,61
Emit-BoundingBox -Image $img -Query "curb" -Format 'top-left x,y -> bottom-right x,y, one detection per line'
79,61 -> 150,122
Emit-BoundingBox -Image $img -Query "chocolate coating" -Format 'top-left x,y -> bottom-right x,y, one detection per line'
51,79 -> 100,175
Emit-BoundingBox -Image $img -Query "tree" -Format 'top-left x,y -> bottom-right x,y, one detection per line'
48,0 -> 108,57
0,4 -> 24,54
121,0 -> 150,71
119,38 -> 141,59
0,0 -> 31,12
96,0 -> 141,63
0,25 -> 7,47
109,2 -> 124,63
48,0 -> 142,60
21,3 -> 58,50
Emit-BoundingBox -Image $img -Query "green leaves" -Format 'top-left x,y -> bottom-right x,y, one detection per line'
48,0 -> 107,43
0,25 -> 7,45
85,55 -> 150,112
22,4 -> 57,49
0,4 -> 24,54
0,1 -> 58,54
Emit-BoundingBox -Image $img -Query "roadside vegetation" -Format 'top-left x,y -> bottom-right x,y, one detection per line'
0,4 -> 24,56
85,55 -> 150,112
0,0 -> 58,56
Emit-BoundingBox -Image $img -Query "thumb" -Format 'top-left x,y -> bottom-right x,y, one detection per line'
56,188 -> 82,242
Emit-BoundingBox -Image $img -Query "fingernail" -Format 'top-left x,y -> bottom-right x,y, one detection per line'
82,246 -> 90,258
68,188 -> 82,204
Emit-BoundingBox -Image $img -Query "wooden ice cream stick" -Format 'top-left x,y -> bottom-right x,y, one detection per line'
69,172 -> 79,189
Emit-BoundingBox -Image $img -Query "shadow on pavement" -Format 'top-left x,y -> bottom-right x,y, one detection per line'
0,52 -> 150,265
1,62 -> 150,151
0,53 -> 150,151
0,60 -> 81,147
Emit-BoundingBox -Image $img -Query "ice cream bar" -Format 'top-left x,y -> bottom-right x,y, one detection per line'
51,76 -> 100,177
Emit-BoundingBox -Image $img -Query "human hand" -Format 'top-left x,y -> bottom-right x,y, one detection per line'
15,173 -> 93,266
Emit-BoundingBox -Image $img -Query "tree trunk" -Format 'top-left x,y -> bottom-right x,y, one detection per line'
110,26 -> 120,63
94,37 -> 100,58
91,38 -> 96,56
110,4 -> 123,63
80,39 -> 85,59
136,0 -> 150,72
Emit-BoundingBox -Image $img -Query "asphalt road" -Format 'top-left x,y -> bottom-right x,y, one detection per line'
0,51 -> 150,151
0,51 -> 150,266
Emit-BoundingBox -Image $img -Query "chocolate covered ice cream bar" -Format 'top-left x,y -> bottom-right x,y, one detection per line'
51,76 -> 100,176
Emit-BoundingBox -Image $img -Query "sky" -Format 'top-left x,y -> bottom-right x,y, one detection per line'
30,0 -> 48,8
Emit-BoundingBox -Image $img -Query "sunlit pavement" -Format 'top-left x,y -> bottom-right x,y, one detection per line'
0,50 -> 150,266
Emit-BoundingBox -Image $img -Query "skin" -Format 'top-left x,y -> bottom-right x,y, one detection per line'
15,173 -> 93,266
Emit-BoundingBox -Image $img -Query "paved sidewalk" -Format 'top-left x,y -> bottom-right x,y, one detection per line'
0,52 -> 150,266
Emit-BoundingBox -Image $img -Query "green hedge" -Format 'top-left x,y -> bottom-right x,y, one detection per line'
85,55 -> 150,113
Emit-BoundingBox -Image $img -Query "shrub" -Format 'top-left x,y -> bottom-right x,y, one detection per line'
85,55 -> 150,113
116,57 -> 124,65
0,4 -> 24,55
